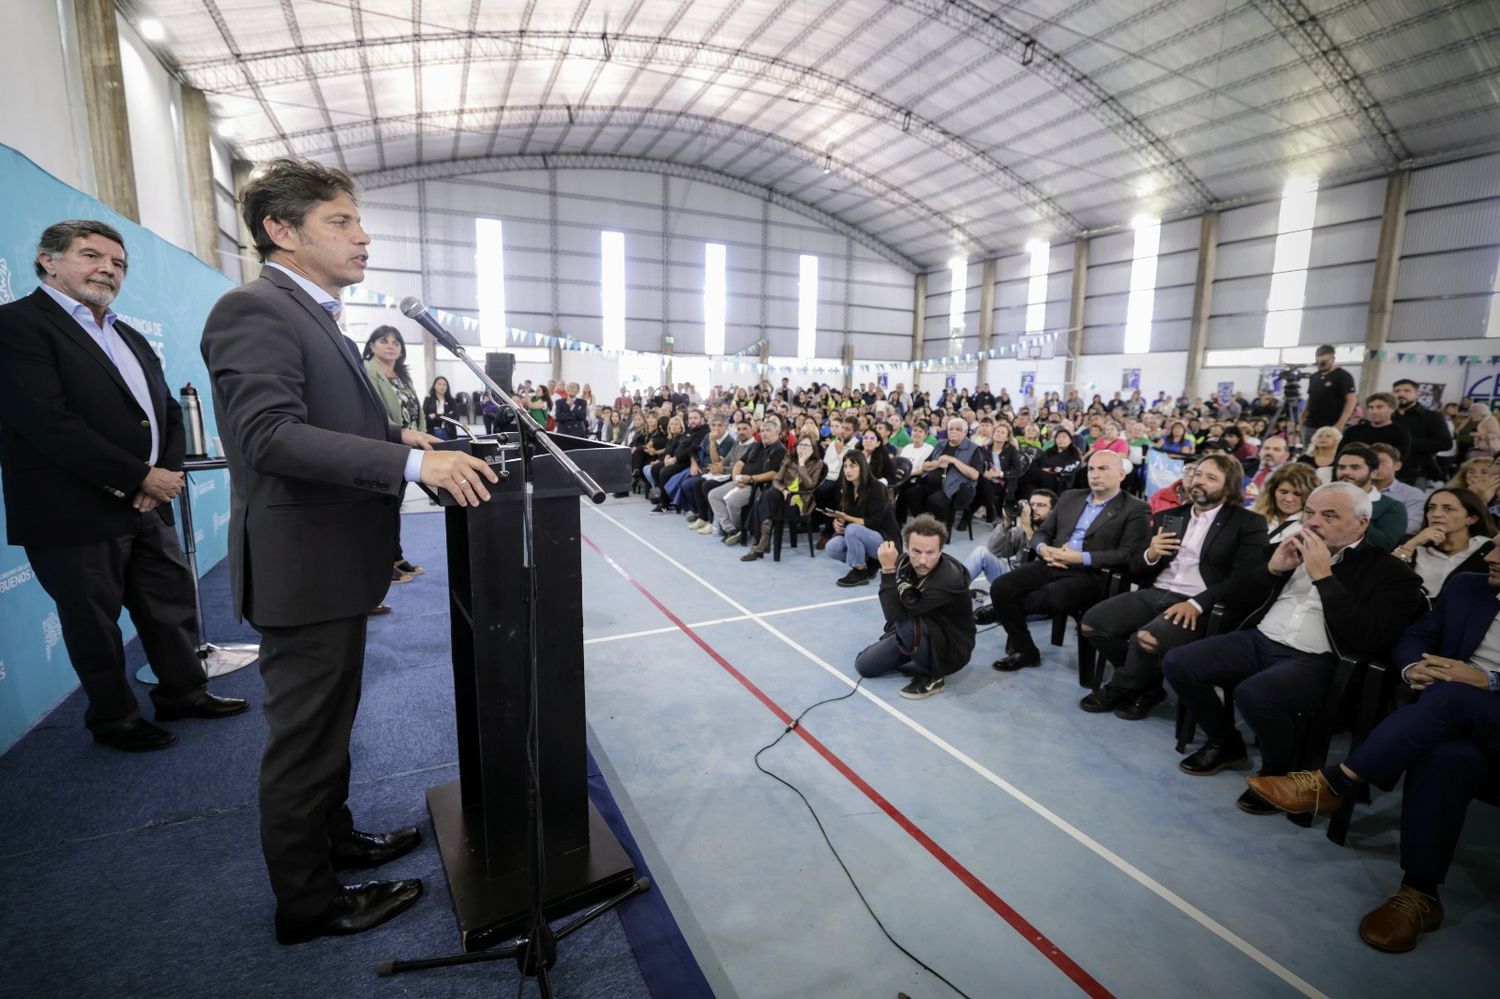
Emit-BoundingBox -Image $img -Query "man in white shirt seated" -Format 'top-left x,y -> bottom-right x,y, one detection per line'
1163,482 -> 1428,813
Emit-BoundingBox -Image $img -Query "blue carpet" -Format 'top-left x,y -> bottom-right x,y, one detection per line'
0,509 -> 710,999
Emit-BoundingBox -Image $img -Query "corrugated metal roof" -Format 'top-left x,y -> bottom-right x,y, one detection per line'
121,0 -> 1500,270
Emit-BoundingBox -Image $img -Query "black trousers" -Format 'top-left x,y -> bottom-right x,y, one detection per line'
1161,629 -> 1333,776
1079,586 -> 1198,691
989,562 -> 1106,655
27,512 -> 207,732
904,474 -> 975,523
253,613 -> 368,918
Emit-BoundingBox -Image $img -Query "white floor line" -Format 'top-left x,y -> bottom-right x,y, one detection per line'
585,504 -> 1328,999
584,595 -> 878,645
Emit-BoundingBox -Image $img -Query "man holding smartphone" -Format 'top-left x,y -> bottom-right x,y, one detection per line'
1079,454 -> 1268,719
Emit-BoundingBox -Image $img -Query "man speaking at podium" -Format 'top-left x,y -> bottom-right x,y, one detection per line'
0,220 -> 248,751
201,157 -> 497,944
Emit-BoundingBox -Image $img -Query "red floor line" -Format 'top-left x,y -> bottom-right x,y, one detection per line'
581,532 -> 1115,999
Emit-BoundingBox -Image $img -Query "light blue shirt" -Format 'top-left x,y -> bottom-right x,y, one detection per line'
1036,490 -> 1120,568
263,263 -> 423,485
39,282 -> 159,466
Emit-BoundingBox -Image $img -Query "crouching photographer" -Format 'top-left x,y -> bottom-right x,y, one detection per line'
853,515 -> 977,700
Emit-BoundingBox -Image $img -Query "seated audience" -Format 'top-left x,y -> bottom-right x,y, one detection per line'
965,488 -> 1056,596
1244,434 -> 1291,503
1334,442 -> 1407,551
1389,488 -> 1494,597
1297,425 -> 1342,483
988,452 -> 1151,671
1448,456 -> 1500,522
1079,454 -> 1268,720
1369,443 -> 1425,534
706,415 -> 786,544
688,419 -> 751,533
1158,421 -> 1195,455
652,409 -> 708,513
1219,425 -> 1257,463
1025,427 -> 1085,496
1252,462 -> 1319,549
898,422 -> 935,467
742,435 -> 826,561
826,450 -> 901,587
901,417 -> 984,528
1163,482 -> 1428,813
977,420 -> 1024,522
854,516 -> 977,700
1149,458 -> 1194,515
1087,421 -> 1129,456
859,427 -> 894,483
1392,379 -> 1453,485
1245,545 -> 1500,952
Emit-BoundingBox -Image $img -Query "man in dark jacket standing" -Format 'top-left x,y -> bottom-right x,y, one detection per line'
855,515 -> 976,699
1163,481 -> 1428,813
1391,379 -> 1451,485
0,220 -> 247,751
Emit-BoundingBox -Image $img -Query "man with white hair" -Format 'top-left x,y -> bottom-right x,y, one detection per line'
1164,481 -> 1428,813
900,416 -> 983,525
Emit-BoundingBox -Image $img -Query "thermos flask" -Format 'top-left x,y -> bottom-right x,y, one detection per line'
181,383 -> 208,460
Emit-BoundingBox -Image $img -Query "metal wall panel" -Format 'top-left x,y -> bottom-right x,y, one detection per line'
1153,285 -> 1196,322
1158,218 -> 1200,256
1308,219 -> 1382,268
1297,304 -> 1367,344
1087,260 -> 1133,296
1314,178 -> 1387,227
1303,262 -> 1376,309
1083,291 -> 1130,327
1402,200 -> 1500,255
1217,201 -> 1280,243
1211,275 -> 1273,315
1396,247 -> 1500,300
1389,298 -> 1495,341
1407,152 -> 1500,211
1206,313 -> 1269,349
1213,236 -> 1277,280
1155,250 -> 1199,288
1089,230 -> 1136,265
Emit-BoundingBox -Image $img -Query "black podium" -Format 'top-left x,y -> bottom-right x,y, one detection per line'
427,430 -> 636,950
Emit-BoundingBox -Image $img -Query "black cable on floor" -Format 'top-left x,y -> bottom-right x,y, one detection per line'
752,678 -> 973,999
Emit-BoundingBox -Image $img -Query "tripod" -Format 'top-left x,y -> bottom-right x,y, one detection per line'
379,300 -> 648,991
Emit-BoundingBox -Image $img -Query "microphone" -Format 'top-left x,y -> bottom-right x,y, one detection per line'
399,296 -> 462,354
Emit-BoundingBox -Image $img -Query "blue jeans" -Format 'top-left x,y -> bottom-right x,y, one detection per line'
962,546 -> 1009,587
826,523 -> 884,568
855,620 -> 933,678
665,468 -> 692,505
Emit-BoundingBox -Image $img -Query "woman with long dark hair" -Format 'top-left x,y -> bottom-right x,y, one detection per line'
977,420 -> 1024,521
742,436 -> 827,560
1391,487 -> 1496,597
362,326 -> 424,581
423,376 -> 458,439
1026,427 -> 1084,494
859,428 -> 894,482
826,450 -> 900,587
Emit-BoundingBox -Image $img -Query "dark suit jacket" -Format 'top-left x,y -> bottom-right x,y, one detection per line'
0,288 -> 183,545
201,268 -> 410,627
1229,541 -> 1428,659
1129,502 -> 1268,619
1392,572 -> 1500,668
1033,488 -> 1152,571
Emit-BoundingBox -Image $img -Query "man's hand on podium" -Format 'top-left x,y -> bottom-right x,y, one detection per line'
421,450 -> 500,506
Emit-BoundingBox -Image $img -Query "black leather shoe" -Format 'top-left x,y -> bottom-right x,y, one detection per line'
1236,787 -> 1280,815
1079,685 -> 1130,713
154,693 -> 250,722
992,648 -> 1041,671
1178,737 -> 1252,776
274,879 -> 424,944
1113,686 -> 1167,721
93,718 -> 176,752
330,827 -> 422,871
974,603 -> 998,625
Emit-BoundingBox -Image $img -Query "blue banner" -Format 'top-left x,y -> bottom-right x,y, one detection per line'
0,144 -> 234,751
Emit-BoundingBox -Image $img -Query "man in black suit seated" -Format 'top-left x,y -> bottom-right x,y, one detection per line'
1163,481 -> 1429,813
1247,545 -> 1500,953
989,451 -> 1152,672
0,220 -> 247,751
1079,454 -> 1268,720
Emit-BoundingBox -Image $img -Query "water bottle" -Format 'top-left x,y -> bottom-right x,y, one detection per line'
181,383 -> 208,460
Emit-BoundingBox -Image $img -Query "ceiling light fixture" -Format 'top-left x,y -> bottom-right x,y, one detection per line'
1021,37 -> 1036,66
215,121 -> 235,138
139,19 -> 165,41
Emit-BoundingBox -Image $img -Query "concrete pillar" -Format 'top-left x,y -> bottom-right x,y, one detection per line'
662,331 -> 674,387
1361,171 -> 1412,399
550,341 -> 563,382
417,181 -> 438,387
230,158 -> 260,284
74,0 -> 138,220
1064,240 -> 1088,387
977,257 -> 996,389
1185,211 -> 1220,397
842,343 -> 854,391
912,272 -> 927,394
180,87 -> 220,269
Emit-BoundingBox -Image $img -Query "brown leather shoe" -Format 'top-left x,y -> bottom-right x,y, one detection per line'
1245,770 -> 1341,816
1359,887 -> 1442,953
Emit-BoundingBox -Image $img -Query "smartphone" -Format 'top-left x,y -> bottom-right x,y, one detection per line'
1159,513 -> 1186,537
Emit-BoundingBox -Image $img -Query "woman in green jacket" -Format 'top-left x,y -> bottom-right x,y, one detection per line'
363,326 -> 425,583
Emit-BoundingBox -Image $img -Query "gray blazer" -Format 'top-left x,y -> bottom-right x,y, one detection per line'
201,268 -> 411,626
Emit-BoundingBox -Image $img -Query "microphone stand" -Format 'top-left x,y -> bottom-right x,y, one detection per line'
379,338 -> 645,992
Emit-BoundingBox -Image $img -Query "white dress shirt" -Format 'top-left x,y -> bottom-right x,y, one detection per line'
39,282 -> 160,466
1148,503 -> 1221,605
1256,541 -> 1359,655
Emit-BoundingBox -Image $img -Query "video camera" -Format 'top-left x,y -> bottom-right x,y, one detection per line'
1274,364 -> 1307,398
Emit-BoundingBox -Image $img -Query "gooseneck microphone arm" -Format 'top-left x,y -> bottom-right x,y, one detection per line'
399,296 -> 605,504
